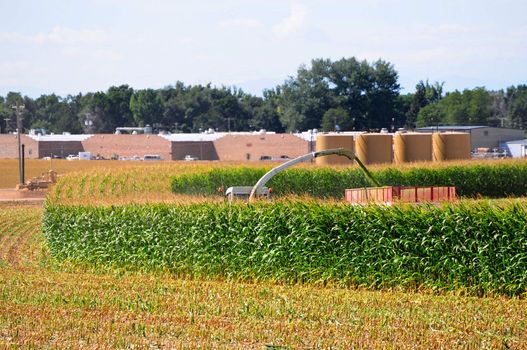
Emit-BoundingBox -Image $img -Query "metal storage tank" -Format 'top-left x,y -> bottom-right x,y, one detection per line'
315,134 -> 355,165
394,133 -> 433,164
432,132 -> 471,161
355,134 -> 393,165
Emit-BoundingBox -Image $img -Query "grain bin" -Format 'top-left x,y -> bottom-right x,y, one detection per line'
432,132 -> 471,161
394,133 -> 433,164
355,133 -> 393,165
315,134 -> 355,165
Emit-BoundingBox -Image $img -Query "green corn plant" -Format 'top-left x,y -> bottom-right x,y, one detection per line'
172,162 -> 527,198
43,199 -> 527,296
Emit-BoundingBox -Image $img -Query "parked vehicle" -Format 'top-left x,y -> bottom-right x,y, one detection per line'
184,155 -> 199,161
143,154 -> 162,161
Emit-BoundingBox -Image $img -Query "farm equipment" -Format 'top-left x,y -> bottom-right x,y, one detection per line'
228,148 -> 458,204
225,148 -> 457,204
248,148 -> 379,202
345,186 -> 457,204
225,148 -> 378,202
16,170 -> 58,191
225,186 -> 271,202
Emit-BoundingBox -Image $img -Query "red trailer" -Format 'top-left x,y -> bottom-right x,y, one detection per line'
345,186 -> 457,204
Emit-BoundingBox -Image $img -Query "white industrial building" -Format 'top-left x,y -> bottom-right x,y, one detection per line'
500,139 -> 527,158
415,126 -> 525,150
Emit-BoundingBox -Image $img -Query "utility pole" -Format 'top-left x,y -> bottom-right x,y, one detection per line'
12,103 -> 25,185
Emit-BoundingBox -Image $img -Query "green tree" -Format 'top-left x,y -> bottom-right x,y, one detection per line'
406,80 -> 443,128
130,89 -> 163,127
277,57 -> 400,132
79,92 -> 111,133
395,93 -> 412,129
59,94 -> 83,133
106,85 -> 134,129
488,90 -> 507,127
416,87 -> 493,127
506,85 -> 527,129
440,88 -> 491,125
4,92 -> 24,132
244,89 -> 284,132
158,82 -> 188,131
32,94 -> 62,132
416,104 -> 445,127
0,96 -> 9,133
321,107 -> 352,131
278,59 -> 334,131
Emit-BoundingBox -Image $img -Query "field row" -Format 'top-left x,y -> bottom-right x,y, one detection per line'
4,205 -> 526,348
43,200 -> 527,295
39,159 -> 527,204
171,161 -> 527,199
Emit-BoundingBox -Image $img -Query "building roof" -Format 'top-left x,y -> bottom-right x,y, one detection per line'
293,131 -> 367,142
503,139 -> 527,145
159,133 -> 227,142
28,134 -> 93,141
416,125 -> 486,131
159,131 -> 283,142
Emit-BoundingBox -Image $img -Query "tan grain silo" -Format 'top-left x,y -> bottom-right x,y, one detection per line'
432,132 -> 471,161
355,133 -> 393,165
394,133 -> 433,164
315,134 -> 355,165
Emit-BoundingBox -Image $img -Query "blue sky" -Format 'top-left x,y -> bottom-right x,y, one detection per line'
0,0 -> 526,97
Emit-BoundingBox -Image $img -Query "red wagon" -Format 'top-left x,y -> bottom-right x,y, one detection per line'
345,186 -> 457,204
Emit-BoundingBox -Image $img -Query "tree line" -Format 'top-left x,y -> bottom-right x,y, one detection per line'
0,57 -> 526,134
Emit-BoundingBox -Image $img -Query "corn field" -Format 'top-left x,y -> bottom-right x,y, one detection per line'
171,161 -> 527,198
43,200 -> 527,296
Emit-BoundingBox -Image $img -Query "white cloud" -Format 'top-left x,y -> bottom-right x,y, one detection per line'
424,24 -> 473,35
61,46 -> 123,61
34,26 -> 107,45
0,32 -> 25,42
0,26 -> 108,45
176,37 -> 195,45
219,18 -> 264,29
0,61 -> 30,74
0,61 -> 32,87
272,4 -> 307,38
355,51 -> 388,62
91,49 -> 123,61
61,47 -> 82,56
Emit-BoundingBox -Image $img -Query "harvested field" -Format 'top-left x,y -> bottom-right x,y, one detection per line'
1,204 -> 527,348
3,158 -> 527,348
0,159 -> 250,189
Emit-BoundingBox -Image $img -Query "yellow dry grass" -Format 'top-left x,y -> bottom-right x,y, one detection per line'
0,159 -> 204,189
1,204 -> 526,349
3,157 -> 526,190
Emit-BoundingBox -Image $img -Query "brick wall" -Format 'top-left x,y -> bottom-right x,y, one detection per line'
0,133 -> 311,161
0,135 -> 39,159
82,134 -> 172,160
213,134 -> 310,161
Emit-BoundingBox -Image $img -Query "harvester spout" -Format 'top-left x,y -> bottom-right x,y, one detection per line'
248,148 -> 380,202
